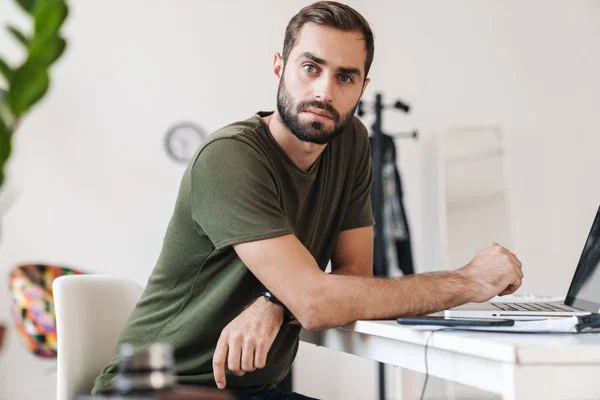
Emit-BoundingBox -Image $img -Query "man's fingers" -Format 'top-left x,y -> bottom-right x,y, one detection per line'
212,336 -> 229,389
503,275 -> 522,296
500,246 -> 523,281
510,259 -> 523,280
228,334 -> 245,377
254,341 -> 268,370
507,251 -> 524,279
241,339 -> 256,372
515,264 -> 524,280
499,285 -> 515,297
498,269 -> 523,297
504,284 -> 519,295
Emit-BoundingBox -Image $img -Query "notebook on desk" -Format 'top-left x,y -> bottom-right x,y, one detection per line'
445,205 -> 600,320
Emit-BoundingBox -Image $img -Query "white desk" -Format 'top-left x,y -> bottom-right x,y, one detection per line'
299,320 -> 600,400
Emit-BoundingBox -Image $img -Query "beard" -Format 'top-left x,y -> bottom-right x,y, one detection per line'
276,75 -> 358,145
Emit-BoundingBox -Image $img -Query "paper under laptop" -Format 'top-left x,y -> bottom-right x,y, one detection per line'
411,316 -> 583,333
445,205 -> 600,320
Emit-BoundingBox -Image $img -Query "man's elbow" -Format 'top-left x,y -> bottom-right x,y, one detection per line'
296,307 -> 326,332
288,275 -> 344,331
294,298 -> 335,332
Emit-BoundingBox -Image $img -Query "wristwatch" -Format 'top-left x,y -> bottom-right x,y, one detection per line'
261,291 -> 296,324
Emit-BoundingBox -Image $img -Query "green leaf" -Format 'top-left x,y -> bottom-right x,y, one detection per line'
0,114 -> 11,188
16,0 -> 37,15
28,35 -> 66,66
6,62 -> 49,118
34,1 -> 69,39
7,25 -> 29,47
0,57 -> 13,85
0,88 -> 14,126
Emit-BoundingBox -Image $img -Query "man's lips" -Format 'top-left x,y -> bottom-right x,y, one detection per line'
303,109 -> 333,119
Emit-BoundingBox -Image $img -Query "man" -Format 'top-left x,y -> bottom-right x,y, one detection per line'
92,2 -> 523,399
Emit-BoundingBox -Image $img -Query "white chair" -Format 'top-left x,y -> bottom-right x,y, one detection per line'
53,274 -> 143,400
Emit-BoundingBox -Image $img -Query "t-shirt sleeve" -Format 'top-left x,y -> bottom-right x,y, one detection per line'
341,119 -> 376,231
190,137 -> 293,250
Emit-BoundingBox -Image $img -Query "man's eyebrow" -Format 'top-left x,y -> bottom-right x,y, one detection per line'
295,52 -> 362,78
338,66 -> 361,77
296,51 -> 326,65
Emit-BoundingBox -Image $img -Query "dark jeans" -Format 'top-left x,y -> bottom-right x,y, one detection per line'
238,387 -> 320,400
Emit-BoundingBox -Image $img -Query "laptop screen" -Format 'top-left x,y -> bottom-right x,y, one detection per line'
565,205 -> 600,313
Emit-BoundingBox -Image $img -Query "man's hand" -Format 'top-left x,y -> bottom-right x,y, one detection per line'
459,242 -> 524,303
212,296 -> 284,389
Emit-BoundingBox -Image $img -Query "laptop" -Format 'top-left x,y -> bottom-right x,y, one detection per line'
444,205 -> 600,319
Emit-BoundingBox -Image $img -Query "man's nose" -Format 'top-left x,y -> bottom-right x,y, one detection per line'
313,76 -> 334,103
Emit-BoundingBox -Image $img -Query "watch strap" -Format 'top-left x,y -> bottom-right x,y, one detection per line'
261,291 -> 296,324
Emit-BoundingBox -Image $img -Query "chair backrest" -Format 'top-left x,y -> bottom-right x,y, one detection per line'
53,274 -> 143,400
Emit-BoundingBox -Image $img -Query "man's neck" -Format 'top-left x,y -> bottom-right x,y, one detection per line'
263,111 -> 327,172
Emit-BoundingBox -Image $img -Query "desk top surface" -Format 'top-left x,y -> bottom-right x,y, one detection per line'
302,320 -> 600,365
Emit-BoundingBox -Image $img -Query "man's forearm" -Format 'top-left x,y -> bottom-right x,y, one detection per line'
303,269 -> 473,331
235,235 -> 522,333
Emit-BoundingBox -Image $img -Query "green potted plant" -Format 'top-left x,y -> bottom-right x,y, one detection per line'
0,0 -> 69,354
0,0 -> 69,187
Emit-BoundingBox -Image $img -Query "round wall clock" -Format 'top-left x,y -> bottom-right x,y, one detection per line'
164,122 -> 206,163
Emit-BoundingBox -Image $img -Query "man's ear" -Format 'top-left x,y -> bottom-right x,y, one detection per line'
273,52 -> 284,83
360,77 -> 371,97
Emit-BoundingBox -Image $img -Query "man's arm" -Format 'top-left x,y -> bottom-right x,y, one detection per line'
266,227 -> 375,329
233,236 -> 523,331
330,226 -> 374,277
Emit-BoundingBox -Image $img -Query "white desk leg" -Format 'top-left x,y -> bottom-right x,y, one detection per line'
501,364 -> 527,400
501,364 -> 549,400
395,367 -> 419,400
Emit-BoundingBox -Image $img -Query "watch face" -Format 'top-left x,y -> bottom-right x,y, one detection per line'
164,122 -> 206,163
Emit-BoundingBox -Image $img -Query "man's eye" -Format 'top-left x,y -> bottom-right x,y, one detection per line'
339,74 -> 352,83
303,64 -> 316,73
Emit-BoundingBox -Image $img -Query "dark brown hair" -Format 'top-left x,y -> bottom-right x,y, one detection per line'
282,1 -> 375,79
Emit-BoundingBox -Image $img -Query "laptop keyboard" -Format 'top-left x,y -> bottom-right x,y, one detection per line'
492,302 -> 573,312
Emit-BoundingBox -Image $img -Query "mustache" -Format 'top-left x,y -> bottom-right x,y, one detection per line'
298,101 -> 340,121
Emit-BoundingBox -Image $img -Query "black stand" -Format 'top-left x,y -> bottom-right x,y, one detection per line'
357,93 -> 418,400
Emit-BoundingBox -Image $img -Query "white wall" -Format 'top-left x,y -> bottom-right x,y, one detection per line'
0,1 -> 598,399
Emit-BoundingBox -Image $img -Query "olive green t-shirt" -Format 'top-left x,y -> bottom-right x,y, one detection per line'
92,111 -> 374,395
